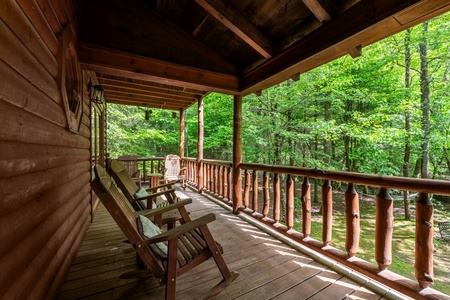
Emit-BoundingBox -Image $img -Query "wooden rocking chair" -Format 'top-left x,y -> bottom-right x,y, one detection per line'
118,155 -> 142,187
91,165 -> 239,300
109,159 -> 186,228
164,154 -> 187,190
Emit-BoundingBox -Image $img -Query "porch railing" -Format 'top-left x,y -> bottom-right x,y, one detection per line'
136,157 -> 164,184
182,157 -> 450,300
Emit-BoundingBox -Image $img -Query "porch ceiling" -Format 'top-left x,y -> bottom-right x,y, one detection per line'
77,0 -> 450,111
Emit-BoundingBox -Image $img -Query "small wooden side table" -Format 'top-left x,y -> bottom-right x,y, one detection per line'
148,173 -> 162,188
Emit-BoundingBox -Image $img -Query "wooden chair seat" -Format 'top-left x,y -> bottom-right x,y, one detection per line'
91,165 -> 238,300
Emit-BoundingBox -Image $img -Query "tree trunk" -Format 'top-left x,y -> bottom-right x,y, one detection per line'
419,22 -> 431,179
403,28 -> 412,220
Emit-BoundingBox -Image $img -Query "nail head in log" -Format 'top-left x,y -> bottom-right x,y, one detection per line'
415,192 -> 434,288
345,183 -> 359,257
375,188 -> 393,271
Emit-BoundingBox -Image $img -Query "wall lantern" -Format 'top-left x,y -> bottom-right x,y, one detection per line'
88,79 -> 104,104
172,112 -> 177,118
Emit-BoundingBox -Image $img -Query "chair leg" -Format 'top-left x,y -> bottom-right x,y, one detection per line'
165,238 -> 179,300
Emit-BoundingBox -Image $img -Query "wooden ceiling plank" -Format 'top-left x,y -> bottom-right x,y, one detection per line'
301,0 -> 332,22
241,0 -> 424,94
106,97 -> 193,110
97,74 -> 208,96
79,43 -> 240,95
194,0 -> 273,59
101,82 -> 198,101
105,90 -> 196,104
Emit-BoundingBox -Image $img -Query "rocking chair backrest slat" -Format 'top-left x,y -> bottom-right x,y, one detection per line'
92,165 -> 165,276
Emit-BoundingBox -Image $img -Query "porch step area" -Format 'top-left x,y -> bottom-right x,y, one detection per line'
57,187 -> 409,300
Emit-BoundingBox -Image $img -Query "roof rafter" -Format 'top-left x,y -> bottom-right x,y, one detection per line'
301,0 -> 332,22
194,0 -> 274,59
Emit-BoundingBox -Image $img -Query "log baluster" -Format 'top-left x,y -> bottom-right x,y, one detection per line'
415,192 -> 434,288
302,177 -> 311,238
213,165 -> 218,195
322,180 -> 332,246
203,163 -> 207,189
218,166 -> 223,198
208,164 -> 212,191
228,167 -> 233,203
243,170 -> 251,208
142,160 -> 147,183
345,183 -> 359,257
286,174 -> 294,230
215,165 -> 220,196
150,160 -> 155,174
375,188 -> 393,270
273,173 -> 280,223
262,171 -> 270,218
223,167 -> 229,200
252,170 -> 258,213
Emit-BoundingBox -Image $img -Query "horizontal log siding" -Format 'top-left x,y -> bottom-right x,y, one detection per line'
0,1 -> 92,299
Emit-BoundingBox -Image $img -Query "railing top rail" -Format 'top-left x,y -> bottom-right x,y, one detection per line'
202,159 -> 233,167
136,157 -> 164,161
239,162 -> 450,196
182,157 -> 197,162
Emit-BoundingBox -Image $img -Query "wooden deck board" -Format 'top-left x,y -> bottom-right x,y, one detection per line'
57,187 -> 387,300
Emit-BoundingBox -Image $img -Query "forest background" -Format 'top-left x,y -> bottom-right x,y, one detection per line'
108,13 -> 450,183
106,11 -> 450,294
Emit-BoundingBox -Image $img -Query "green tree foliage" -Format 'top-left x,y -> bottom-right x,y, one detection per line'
107,104 -> 180,158
107,12 -> 450,180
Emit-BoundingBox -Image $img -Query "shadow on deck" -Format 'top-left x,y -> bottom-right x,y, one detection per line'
57,188 -> 409,299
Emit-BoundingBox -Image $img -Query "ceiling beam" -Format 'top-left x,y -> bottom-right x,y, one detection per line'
194,0 -> 274,59
105,90 -> 196,104
100,82 -> 199,101
79,43 -> 241,95
105,94 -> 195,110
301,0 -> 332,22
97,74 -> 208,96
241,0 -> 428,94
107,98 -> 187,110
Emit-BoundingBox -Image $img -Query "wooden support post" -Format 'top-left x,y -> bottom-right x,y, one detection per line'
322,180 -> 332,246
197,99 -> 204,192
273,173 -> 280,223
415,192 -> 434,288
243,170 -> 250,208
286,174 -> 294,230
262,171 -> 270,218
345,183 -> 359,257
232,95 -> 243,213
375,188 -> 393,270
252,170 -> 258,213
302,177 -> 311,237
179,108 -> 185,158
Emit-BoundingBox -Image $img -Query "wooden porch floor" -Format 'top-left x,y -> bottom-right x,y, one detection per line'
57,188 -> 408,300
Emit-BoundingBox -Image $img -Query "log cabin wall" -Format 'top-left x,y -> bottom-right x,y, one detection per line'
0,1 -> 95,299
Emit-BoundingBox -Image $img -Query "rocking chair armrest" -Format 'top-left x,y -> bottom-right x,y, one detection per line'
133,188 -> 176,202
180,167 -> 187,174
135,199 -> 192,218
136,213 -> 216,246
146,182 -> 173,192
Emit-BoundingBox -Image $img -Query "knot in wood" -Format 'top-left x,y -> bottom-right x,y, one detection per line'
423,221 -> 432,228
